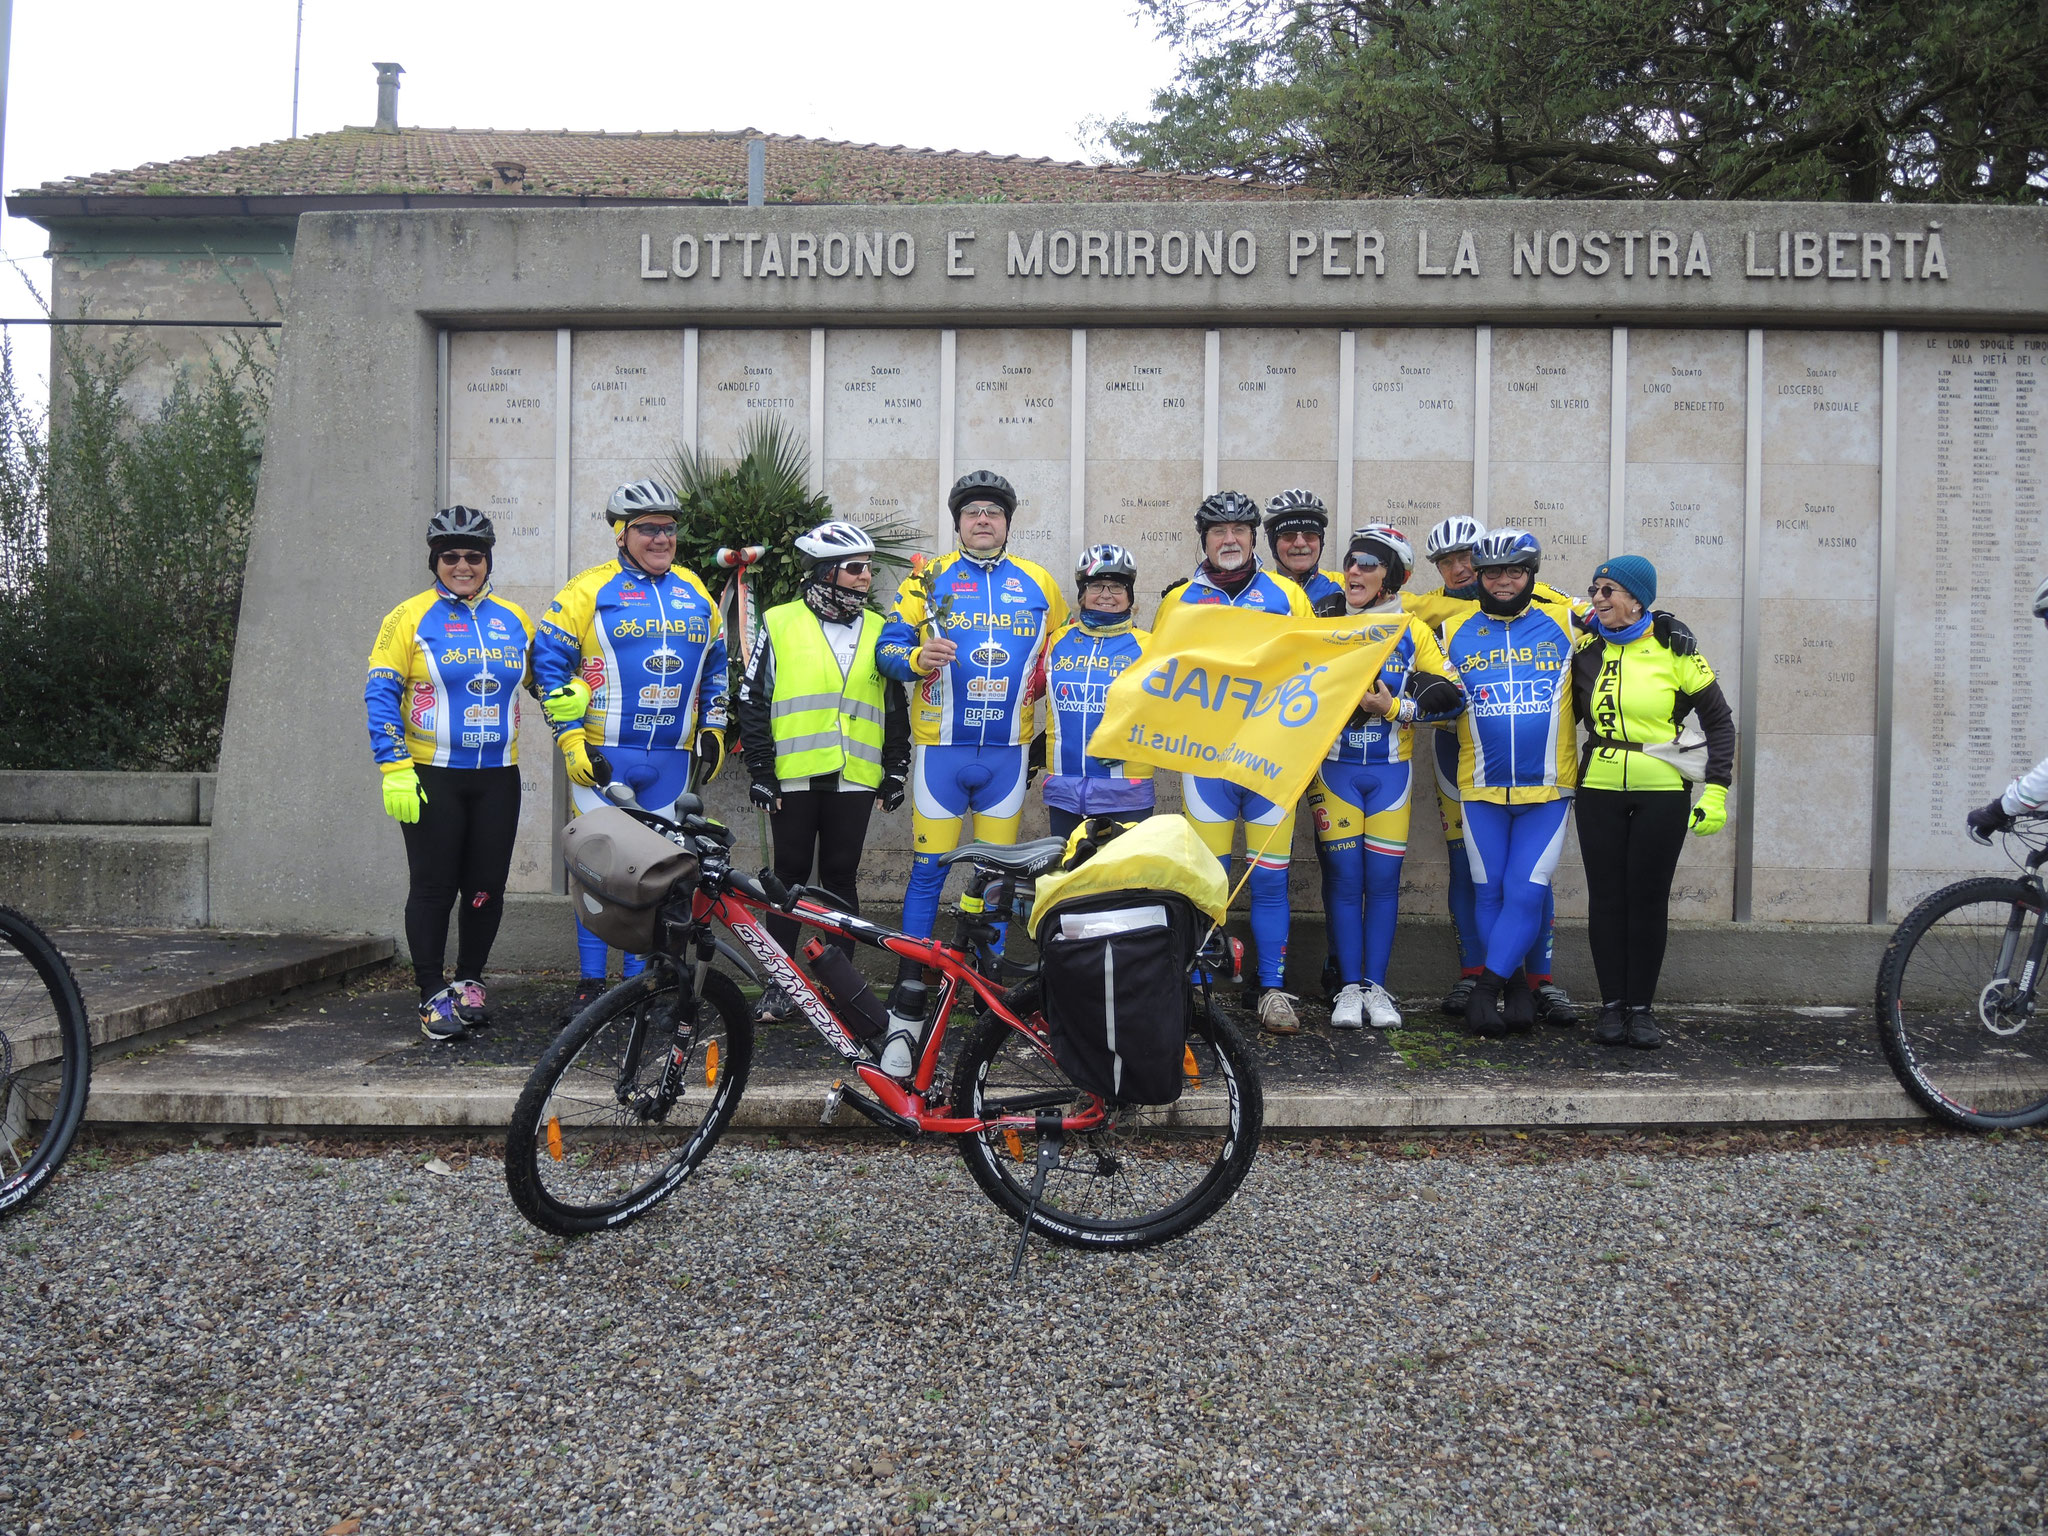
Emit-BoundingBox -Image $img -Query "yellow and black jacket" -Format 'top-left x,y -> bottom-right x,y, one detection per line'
1569,616 -> 1735,792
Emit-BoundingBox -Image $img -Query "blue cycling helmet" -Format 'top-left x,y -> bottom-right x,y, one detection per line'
1471,527 -> 1542,576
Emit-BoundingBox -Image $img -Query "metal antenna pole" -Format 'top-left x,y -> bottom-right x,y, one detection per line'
291,0 -> 305,137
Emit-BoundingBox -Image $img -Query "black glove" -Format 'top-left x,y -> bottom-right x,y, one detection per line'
876,776 -> 905,814
1027,731 -> 1047,788
693,727 -> 728,785
749,780 -> 779,813
1968,798 -> 2015,845
1651,612 -> 1697,656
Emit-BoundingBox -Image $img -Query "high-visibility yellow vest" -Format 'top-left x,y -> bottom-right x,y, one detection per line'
763,602 -> 887,788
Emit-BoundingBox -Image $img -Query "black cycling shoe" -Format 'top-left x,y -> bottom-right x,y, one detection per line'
1502,972 -> 1538,1034
1440,974 -> 1479,1018
1534,982 -> 1579,1026
557,977 -> 606,1025
1464,970 -> 1508,1037
1626,1006 -> 1664,1050
1593,1002 -> 1629,1046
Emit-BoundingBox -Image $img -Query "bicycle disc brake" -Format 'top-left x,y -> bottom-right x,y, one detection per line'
1977,978 -> 2032,1037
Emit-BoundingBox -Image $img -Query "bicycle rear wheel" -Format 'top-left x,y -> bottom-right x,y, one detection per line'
506,967 -> 753,1235
952,1002 -> 1263,1250
0,907 -> 92,1218
1877,877 -> 2048,1131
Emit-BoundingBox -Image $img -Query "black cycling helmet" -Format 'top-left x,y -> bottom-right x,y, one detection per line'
1195,490 -> 1260,534
427,505 -> 494,576
1263,488 -> 1327,555
948,470 -> 1017,522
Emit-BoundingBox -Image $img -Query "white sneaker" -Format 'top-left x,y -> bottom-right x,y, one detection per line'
1361,980 -> 1404,1030
878,1028 -> 919,1079
1330,984 -> 1366,1030
1256,989 -> 1301,1035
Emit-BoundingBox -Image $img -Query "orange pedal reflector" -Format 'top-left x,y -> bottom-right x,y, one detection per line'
545,1116 -> 564,1162
1003,1129 -> 1027,1163
1183,1045 -> 1201,1086
705,1040 -> 721,1085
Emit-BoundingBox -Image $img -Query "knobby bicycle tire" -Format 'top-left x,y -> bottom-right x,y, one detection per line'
506,968 -> 754,1235
1877,876 -> 2048,1131
952,1001 -> 1263,1250
0,906 -> 92,1217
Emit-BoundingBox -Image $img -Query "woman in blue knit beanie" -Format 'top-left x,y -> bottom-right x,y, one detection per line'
1569,556 -> 1736,1048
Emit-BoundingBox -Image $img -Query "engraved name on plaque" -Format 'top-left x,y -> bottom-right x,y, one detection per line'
1353,327 -> 1476,593
697,329 -> 811,461
823,329 -> 941,607
569,331 -> 686,572
1487,328 -> 1611,582
954,329 -> 1073,582
1084,328 -> 1205,628
447,330 -> 560,893
1753,331 -> 1882,922
1891,333 -> 2048,914
1218,328 -> 1341,527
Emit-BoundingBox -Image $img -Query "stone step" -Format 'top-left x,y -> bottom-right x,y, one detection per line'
0,825 -> 211,927
0,770 -> 215,825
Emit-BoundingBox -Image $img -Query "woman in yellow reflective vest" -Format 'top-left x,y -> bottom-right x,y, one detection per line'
735,522 -> 910,1015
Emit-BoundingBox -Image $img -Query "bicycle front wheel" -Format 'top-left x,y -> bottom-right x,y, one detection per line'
506,967 -> 753,1235
1877,877 -> 2048,1130
952,1002 -> 1263,1250
0,907 -> 92,1218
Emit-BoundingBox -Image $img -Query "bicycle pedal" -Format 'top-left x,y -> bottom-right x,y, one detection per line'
819,1081 -> 845,1127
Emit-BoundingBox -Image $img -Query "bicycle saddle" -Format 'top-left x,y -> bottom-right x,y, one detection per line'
937,836 -> 1068,876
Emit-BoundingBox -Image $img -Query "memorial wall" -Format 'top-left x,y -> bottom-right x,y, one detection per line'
209,202 -> 2048,940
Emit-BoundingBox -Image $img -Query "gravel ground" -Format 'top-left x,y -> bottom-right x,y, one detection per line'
3,1130 -> 2044,1535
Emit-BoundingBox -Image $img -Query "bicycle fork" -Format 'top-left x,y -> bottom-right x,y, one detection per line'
1984,900 -> 2048,1035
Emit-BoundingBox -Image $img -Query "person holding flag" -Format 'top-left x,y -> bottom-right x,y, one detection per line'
1161,490 -> 1315,1033
1307,524 -> 1465,1030
1028,543 -> 1154,842
875,470 -> 1066,1053
1436,528 -> 1580,1037
532,479 -> 728,1015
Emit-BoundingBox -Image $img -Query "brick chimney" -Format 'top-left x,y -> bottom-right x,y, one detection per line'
372,62 -> 404,134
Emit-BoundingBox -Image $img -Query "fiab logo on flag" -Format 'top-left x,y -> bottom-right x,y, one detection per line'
1086,602 -> 1404,807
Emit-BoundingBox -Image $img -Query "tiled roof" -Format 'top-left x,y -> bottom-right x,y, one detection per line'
19,126 -> 1288,205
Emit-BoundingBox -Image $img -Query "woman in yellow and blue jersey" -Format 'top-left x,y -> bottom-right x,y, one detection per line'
531,480 -> 729,1010
1437,528 -> 1579,1037
364,507 -> 533,1041
1307,525 -> 1464,1031
1161,490 -> 1315,1034
1028,543 -> 1154,842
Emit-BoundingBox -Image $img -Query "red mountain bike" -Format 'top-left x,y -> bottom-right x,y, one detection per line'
505,795 -> 1263,1250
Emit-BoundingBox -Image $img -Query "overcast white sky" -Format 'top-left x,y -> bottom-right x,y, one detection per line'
0,0 -> 1182,393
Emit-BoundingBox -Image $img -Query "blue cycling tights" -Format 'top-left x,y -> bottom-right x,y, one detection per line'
1462,798 -> 1571,980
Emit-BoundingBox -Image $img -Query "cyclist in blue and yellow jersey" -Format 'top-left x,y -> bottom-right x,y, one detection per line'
876,470 -> 1066,1039
1027,543 -> 1154,843
1264,488 -> 1343,606
1438,528 -> 1579,1038
1407,516 -> 1582,1027
531,479 -> 729,1013
1307,524 -> 1464,1031
365,506 -> 534,1042
1161,490 -> 1315,1034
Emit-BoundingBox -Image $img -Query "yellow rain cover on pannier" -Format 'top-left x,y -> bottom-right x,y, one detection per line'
1027,815 -> 1230,939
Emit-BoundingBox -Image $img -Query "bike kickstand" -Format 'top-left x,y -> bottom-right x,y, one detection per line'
1009,1115 -> 1065,1282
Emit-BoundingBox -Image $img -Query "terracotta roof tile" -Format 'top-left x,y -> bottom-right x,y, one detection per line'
21,127 -> 1289,204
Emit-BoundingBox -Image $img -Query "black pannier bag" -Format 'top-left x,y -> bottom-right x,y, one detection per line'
1036,889 -> 1200,1106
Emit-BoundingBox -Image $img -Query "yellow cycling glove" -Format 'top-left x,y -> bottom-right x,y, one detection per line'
542,677 -> 591,726
693,727 -> 726,785
1689,783 -> 1728,837
560,730 -> 602,789
380,762 -> 426,824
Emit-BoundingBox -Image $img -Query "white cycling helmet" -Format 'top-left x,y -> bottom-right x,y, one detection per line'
795,520 -> 877,574
1425,515 -> 1486,562
2033,573 -> 2048,622
605,478 -> 683,526
1346,522 -> 1414,591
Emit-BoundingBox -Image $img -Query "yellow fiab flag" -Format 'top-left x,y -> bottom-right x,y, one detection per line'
1086,602 -> 1404,807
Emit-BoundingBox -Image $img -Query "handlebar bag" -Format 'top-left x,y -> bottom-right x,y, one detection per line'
559,806 -> 699,954
1037,889 -> 1198,1106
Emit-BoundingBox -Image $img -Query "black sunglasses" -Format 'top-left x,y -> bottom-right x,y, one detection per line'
436,549 -> 488,567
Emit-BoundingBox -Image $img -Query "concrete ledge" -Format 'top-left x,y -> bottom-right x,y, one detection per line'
0,770 -> 215,825
0,825 -> 210,926
84,935 -> 396,1056
83,1072 -> 1924,1133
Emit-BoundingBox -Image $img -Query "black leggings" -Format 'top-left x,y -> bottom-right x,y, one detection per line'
768,779 -> 876,957
1574,786 -> 1691,1008
399,764 -> 521,997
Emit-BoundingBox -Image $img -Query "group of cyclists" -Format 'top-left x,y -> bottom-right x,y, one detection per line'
366,463 -> 1738,1064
